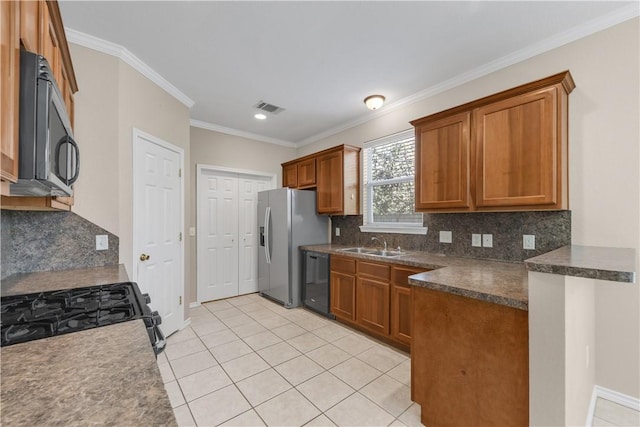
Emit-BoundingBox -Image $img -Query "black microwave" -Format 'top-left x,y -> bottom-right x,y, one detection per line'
10,51 -> 79,197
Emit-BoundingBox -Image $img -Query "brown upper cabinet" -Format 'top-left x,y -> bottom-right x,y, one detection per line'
1,1 -> 21,189
411,71 -> 575,212
1,0 -> 78,209
296,158 -> 316,188
282,157 -> 316,189
282,162 -> 298,188
281,144 -> 360,215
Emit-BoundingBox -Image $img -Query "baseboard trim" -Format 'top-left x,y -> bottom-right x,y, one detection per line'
587,385 -> 640,426
180,318 -> 192,330
595,385 -> 640,410
189,301 -> 201,309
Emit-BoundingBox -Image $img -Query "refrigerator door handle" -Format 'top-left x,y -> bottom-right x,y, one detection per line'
264,206 -> 271,264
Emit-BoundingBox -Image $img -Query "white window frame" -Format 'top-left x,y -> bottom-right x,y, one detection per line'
359,129 -> 427,235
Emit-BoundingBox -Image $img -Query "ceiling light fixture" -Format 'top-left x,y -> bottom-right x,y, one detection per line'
364,95 -> 385,110
254,113 -> 267,120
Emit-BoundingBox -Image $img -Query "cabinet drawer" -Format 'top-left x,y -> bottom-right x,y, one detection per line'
357,261 -> 390,281
391,265 -> 426,286
331,256 -> 356,274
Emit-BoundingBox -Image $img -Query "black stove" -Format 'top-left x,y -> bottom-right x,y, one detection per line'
1,282 -> 165,355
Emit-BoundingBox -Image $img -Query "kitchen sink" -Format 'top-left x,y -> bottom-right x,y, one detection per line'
339,247 -> 406,257
340,247 -> 377,254
368,250 -> 405,257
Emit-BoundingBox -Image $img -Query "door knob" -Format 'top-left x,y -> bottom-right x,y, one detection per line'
140,254 -> 150,261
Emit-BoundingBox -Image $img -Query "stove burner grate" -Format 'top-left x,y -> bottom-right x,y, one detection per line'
0,282 -> 148,347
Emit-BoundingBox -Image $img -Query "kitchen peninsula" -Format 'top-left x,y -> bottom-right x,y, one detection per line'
302,244 -> 529,426
303,243 -> 637,427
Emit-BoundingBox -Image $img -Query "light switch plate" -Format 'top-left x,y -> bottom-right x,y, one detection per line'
523,234 -> 536,250
189,227 -> 196,236
472,234 -> 482,247
96,235 -> 109,251
335,227 -> 341,237
482,234 -> 493,248
439,231 -> 452,244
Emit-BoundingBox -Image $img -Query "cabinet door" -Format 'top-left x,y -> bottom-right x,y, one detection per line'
317,151 -> 343,214
474,87 -> 557,208
1,0 -> 20,184
60,66 -> 74,127
330,271 -> 356,321
356,277 -> 390,336
20,0 -> 40,52
391,284 -> 412,345
390,265 -> 423,345
415,111 -> 471,210
297,158 -> 316,188
282,163 -> 297,188
41,2 -> 61,84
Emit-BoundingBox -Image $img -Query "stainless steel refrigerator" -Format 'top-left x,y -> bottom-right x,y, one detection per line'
258,188 -> 329,308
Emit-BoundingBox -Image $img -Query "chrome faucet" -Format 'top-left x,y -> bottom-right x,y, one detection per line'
371,236 -> 387,251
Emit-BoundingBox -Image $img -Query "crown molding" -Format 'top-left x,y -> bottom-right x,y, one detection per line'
296,4 -> 639,147
65,28 -> 195,108
190,120 -> 297,148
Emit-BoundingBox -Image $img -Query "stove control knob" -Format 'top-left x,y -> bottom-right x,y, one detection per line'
151,310 -> 162,325
142,293 -> 151,304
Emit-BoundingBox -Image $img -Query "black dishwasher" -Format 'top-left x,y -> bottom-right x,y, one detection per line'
301,251 -> 334,319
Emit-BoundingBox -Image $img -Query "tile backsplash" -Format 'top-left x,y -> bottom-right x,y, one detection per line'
1,211 -> 119,279
331,211 -> 571,262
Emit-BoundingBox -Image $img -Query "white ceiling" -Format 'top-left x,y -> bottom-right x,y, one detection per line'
58,1 -> 637,147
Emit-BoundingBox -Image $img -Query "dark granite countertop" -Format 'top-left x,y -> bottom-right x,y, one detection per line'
0,264 -> 176,426
1,264 -> 130,296
525,245 -> 637,283
301,244 -> 529,310
1,320 -> 176,426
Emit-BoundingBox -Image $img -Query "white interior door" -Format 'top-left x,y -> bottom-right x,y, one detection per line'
197,170 -> 239,301
238,177 -> 269,295
133,129 -> 184,337
197,166 -> 274,303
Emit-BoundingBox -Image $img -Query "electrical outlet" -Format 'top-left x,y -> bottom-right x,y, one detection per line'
482,234 -> 493,248
335,227 -> 341,237
523,234 -> 535,250
439,231 -> 452,243
96,235 -> 109,251
472,234 -> 482,247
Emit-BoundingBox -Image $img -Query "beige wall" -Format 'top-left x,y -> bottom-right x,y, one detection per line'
69,46 -> 120,235
187,127 -> 296,304
300,18 -> 640,399
69,43 -> 191,317
116,59 -> 191,286
565,276 -> 596,426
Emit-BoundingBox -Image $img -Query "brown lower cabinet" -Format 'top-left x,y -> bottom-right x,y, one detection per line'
330,255 -> 425,351
411,286 -> 528,427
391,265 -> 421,345
330,256 -> 356,321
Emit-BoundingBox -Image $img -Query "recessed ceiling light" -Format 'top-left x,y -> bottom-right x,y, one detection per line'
254,113 -> 267,120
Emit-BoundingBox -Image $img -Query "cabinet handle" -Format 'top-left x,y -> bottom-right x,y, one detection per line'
140,254 -> 150,261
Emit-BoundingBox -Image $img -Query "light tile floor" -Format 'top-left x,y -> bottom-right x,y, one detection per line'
158,293 -> 423,426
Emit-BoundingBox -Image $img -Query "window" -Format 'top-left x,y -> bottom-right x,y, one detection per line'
360,129 -> 426,234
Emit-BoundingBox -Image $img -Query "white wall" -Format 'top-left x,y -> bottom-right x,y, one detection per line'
69,43 -> 191,317
300,18 -> 640,399
187,127 -> 296,304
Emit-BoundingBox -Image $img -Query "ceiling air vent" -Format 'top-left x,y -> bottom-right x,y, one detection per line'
254,100 -> 286,115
